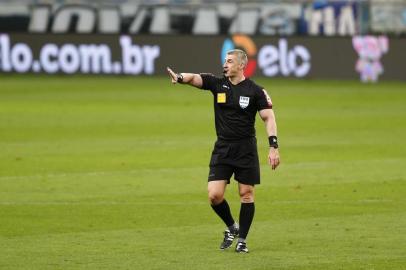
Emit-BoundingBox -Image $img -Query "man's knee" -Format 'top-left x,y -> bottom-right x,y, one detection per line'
208,180 -> 227,205
208,190 -> 224,205
239,186 -> 255,203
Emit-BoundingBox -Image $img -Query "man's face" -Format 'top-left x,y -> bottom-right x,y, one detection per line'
223,54 -> 243,77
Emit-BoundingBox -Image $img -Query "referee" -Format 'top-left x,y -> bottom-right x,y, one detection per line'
167,49 -> 280,253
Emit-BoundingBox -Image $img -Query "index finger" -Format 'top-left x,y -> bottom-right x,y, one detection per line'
271,156 -> 279,170
273,158 -> 280,170
167,67 -> 176,76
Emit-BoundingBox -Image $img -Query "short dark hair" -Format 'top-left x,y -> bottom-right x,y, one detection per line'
227,49 -> 248,68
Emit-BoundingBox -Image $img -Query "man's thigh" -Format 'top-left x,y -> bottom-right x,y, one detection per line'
207,179 -> 228,197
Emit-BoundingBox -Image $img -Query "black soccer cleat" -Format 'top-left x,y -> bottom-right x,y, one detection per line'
219,227 -> 239,250
235,241 -> 249,253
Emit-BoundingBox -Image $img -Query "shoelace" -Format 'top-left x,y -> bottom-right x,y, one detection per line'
224,231 -> 234,241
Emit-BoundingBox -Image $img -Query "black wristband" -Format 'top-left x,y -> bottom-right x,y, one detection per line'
177,73 -> 184,83
268,136 -> 278,148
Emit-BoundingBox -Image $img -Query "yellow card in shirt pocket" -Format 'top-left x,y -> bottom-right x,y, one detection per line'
217,93 -> 226,103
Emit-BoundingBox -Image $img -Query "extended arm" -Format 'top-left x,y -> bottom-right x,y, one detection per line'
259,108 -> 280,170
167,67 -> 203,88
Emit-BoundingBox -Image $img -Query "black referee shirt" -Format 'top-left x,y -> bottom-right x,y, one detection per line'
200,74 -> 273,141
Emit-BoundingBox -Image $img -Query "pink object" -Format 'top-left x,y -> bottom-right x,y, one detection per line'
352,36 -> 389,82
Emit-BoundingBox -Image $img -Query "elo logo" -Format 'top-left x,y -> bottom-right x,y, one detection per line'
221,35 -> 311,78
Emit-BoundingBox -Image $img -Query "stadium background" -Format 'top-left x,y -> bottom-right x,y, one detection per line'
1,0 -> 405,269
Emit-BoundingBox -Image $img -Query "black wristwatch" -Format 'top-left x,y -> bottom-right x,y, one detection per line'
269,136 -> 278,149
177,73 -> 184,83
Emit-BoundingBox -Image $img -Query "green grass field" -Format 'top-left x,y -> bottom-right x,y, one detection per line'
0,75 -> 405,270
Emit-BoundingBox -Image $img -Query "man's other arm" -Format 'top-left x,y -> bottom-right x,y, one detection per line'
259,108 -> 280,170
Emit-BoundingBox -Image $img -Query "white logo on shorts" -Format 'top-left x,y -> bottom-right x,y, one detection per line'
239,96 -> 250,109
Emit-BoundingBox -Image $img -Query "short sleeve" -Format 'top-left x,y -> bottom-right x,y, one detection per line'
200,73 -> 219,91
256,88 -> 273,111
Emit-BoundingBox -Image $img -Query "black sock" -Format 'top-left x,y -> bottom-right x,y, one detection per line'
239,202 -> 255,240
211,199 -> 235,227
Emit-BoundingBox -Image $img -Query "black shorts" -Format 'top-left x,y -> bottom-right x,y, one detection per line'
208,137 -> 260,185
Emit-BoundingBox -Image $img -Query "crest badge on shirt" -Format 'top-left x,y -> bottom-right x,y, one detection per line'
239,96 -> 250,109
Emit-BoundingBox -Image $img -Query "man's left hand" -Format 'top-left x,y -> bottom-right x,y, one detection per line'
268,148 -> 280,170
